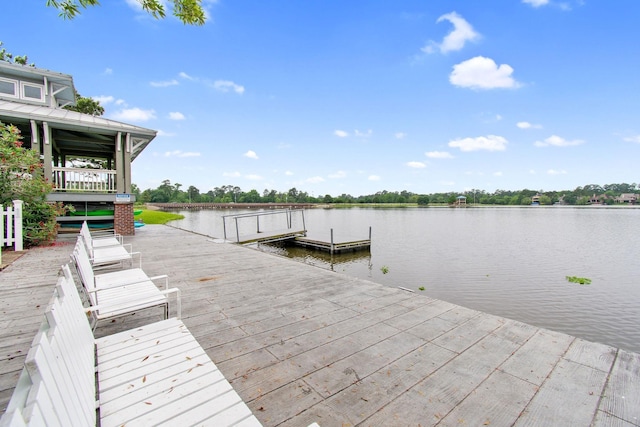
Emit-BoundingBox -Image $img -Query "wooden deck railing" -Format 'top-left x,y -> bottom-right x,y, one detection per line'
52,167 -> 116,193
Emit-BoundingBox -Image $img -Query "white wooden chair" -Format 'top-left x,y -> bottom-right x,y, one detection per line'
70,241 -> 179,330
80,221 -> 123,248
79,225 -> 140,269
0,270 -> 264,427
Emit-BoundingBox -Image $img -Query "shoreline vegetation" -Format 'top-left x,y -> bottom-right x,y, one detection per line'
142,202 -> 640,211
135,209 -> 185,224
135,181 -> 639,207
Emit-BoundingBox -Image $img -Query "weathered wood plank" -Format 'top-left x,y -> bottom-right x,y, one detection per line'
599,350 -> 640,425
515,358 -> 609,426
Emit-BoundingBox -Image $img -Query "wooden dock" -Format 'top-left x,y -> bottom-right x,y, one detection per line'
1,225 -> 639,426
293,236 -> 371,253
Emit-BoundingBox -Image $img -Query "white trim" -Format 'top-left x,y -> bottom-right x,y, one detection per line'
0,76 -> 18,99
20,81 -> 45,103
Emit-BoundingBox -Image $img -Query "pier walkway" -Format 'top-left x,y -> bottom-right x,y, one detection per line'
1,225 -> 639,426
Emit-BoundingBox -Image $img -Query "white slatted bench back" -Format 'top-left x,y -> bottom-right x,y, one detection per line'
1,273 -> 97,427
71,238 -> 98,306
79,224 -> 96,259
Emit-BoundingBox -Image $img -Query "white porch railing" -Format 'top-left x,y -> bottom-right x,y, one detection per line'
52,167 -> 117,193
1,200 -> 23,253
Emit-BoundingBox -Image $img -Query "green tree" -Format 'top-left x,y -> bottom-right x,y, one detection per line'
46,0 -> 207,25
0,123 -> 63,247
64,90 -> 105,116
0,42 -> 32,66
416,195 -> 430,206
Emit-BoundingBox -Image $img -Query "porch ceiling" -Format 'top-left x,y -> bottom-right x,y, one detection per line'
0,100 -> 156,160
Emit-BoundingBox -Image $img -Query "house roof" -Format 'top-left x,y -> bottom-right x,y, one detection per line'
0,62 -> 76,106
0,100 -> 156,160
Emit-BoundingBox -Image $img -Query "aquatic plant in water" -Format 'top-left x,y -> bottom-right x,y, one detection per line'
418,286 -> 425,291
566,276 -> 592,285
380,266 -> 389,274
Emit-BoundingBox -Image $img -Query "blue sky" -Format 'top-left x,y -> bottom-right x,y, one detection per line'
3,0 -> 639,196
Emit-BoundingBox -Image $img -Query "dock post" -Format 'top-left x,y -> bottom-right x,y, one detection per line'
235,217 -> 240,243
302,210 -> 306,233
223,218 -> 227,240
369,226 -> 372,241
330,228 -> 334,255
256,215 -> 260,233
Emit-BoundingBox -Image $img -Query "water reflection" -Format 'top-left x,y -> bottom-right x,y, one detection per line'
252,242 -> 372,272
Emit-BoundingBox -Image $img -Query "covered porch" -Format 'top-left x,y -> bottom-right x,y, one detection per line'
0,99 -> 156,234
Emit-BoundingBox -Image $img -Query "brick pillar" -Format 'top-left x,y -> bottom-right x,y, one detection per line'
114,202 -> 135,236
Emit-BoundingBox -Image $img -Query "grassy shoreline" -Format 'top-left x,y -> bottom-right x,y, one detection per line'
136,209 -> 184,224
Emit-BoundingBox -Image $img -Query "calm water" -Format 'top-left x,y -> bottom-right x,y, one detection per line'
170,206 -> 640,353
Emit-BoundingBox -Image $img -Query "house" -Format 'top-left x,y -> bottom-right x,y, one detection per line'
588,193 -> 603,205
0,61 -> 156,235
614,193 -> 638,204
531,194 -> 541,205
455,195 -> 467,207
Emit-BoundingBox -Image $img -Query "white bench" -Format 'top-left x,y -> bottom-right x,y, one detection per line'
80,221 -> 123,248
70,240 -> 179,330
78,232 -> 141,269
0,269 -> 263,427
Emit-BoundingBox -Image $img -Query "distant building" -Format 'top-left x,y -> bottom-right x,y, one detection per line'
455,195 -> 467,207
588,194 -> 604,205
614,193 -> 638,204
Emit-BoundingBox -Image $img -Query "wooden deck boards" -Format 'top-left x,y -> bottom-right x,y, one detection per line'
1,225 -> 639,426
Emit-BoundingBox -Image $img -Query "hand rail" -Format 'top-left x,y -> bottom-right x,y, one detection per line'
52,166 -> 117,193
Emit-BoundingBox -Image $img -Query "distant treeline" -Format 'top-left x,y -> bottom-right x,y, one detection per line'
134,181 -> 639,206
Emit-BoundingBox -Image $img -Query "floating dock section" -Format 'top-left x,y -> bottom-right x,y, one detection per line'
222,210 -> 371,253
294,227 -> 371,254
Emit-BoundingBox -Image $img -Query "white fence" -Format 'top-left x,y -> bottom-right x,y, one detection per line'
1,200 -> 23,252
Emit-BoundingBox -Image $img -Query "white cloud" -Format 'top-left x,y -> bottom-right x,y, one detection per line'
179,71 -> 195,81
213,80 -> 245,94
450,56 -> 520,90
547,169 -> 568,175
93,95 -> 115,104
150,79 -> 179,88
423,12 -> 480,54
244,150 -> 259,159
534,135 -> 585,147
124,0 -> 143,11
493,171 -> 503,177
407,161 -> 426,168
168,112 -> 185,120
114,99 -> 126,106
164,150 -> 200,158
523,0 -> 550,7
355,129 -> 373,138
111,107 -> 156,122
395,132 -> 407,139
448,135 -> 508,152
623,135 -> 640,143
103,68 -> 113,75
223,171 -> 241,178
245,174 -> 263,181
156,130 -> 176,137
306,176 -> 325,184
517,121 -> 542,129
334,130 -> 349,138
285,170 -> 294,176
329,171 -> 347,179
368,175 -> 381,181
425,151 -> 454,159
